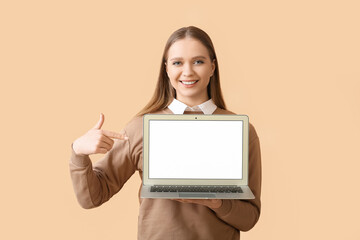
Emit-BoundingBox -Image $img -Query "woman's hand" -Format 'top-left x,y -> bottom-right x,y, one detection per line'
173,199 -> 223,209
72,113 -> 128,156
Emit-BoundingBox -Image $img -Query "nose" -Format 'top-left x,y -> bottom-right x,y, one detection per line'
182,62 -> 194,77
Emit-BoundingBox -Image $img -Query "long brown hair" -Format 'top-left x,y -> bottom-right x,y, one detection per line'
137,26 -> 226,116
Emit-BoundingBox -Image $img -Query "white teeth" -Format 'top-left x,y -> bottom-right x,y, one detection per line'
182,81 -> 197,85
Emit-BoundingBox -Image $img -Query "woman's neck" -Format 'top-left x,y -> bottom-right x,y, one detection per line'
176,96 -> 210,107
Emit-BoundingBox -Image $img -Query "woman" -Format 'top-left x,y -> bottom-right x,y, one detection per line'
70,26 -> 262,240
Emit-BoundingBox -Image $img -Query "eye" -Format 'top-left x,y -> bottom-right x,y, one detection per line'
172,61 -> 182,66
194,60 -> 204,64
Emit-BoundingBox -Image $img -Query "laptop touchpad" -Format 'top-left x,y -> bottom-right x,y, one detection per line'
179,193 -> 217,198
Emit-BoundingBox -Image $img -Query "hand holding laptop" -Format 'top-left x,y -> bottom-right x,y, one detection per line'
72,113 -> 128,156
173,199 -> 223,209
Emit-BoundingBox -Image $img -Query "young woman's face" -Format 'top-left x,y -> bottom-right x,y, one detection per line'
166,37 -> 215,107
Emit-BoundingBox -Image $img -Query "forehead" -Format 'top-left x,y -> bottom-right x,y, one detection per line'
167,37 -> 210,59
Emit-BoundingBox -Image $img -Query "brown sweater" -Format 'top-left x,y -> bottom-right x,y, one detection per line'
69,107 -> 262,240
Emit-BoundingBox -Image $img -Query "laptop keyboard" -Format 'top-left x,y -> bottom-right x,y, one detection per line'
150,185 -> 243,193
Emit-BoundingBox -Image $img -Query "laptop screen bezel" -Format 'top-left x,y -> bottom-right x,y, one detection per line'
142,114 -> 249,186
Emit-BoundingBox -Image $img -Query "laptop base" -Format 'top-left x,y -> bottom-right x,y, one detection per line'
140,185 -> 255,199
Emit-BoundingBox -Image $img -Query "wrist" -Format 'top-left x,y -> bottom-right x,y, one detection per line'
210,199 -> 223,209
72,142 -> 86,156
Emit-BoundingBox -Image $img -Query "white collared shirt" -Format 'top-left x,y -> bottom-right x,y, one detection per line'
168,98 -> 217,114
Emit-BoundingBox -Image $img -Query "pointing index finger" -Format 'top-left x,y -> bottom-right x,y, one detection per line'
102,129 -> 128,140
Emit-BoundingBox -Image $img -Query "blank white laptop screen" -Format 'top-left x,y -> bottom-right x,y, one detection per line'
148,120 -> 243,179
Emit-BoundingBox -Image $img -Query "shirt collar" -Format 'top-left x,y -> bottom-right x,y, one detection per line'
168,98 -> 217,114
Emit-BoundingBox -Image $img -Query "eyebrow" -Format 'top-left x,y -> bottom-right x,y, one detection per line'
169,56 -> 207,61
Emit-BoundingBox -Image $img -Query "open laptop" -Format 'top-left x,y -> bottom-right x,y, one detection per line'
140,114 -> 255,199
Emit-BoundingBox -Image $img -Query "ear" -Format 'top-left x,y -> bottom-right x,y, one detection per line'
211,59 -> 216,77
164,62 -> 168,74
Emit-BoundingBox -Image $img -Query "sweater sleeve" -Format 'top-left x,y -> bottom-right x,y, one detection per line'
69,128 -> 136,209
212,124 -> 262,231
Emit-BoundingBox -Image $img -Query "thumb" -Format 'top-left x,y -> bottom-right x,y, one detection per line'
92,113 -> 104,129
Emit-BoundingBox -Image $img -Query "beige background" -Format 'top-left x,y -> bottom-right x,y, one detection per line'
1,0 -> 359,239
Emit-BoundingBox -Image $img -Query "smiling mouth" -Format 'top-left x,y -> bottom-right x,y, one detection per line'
180,80 -> 199,85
